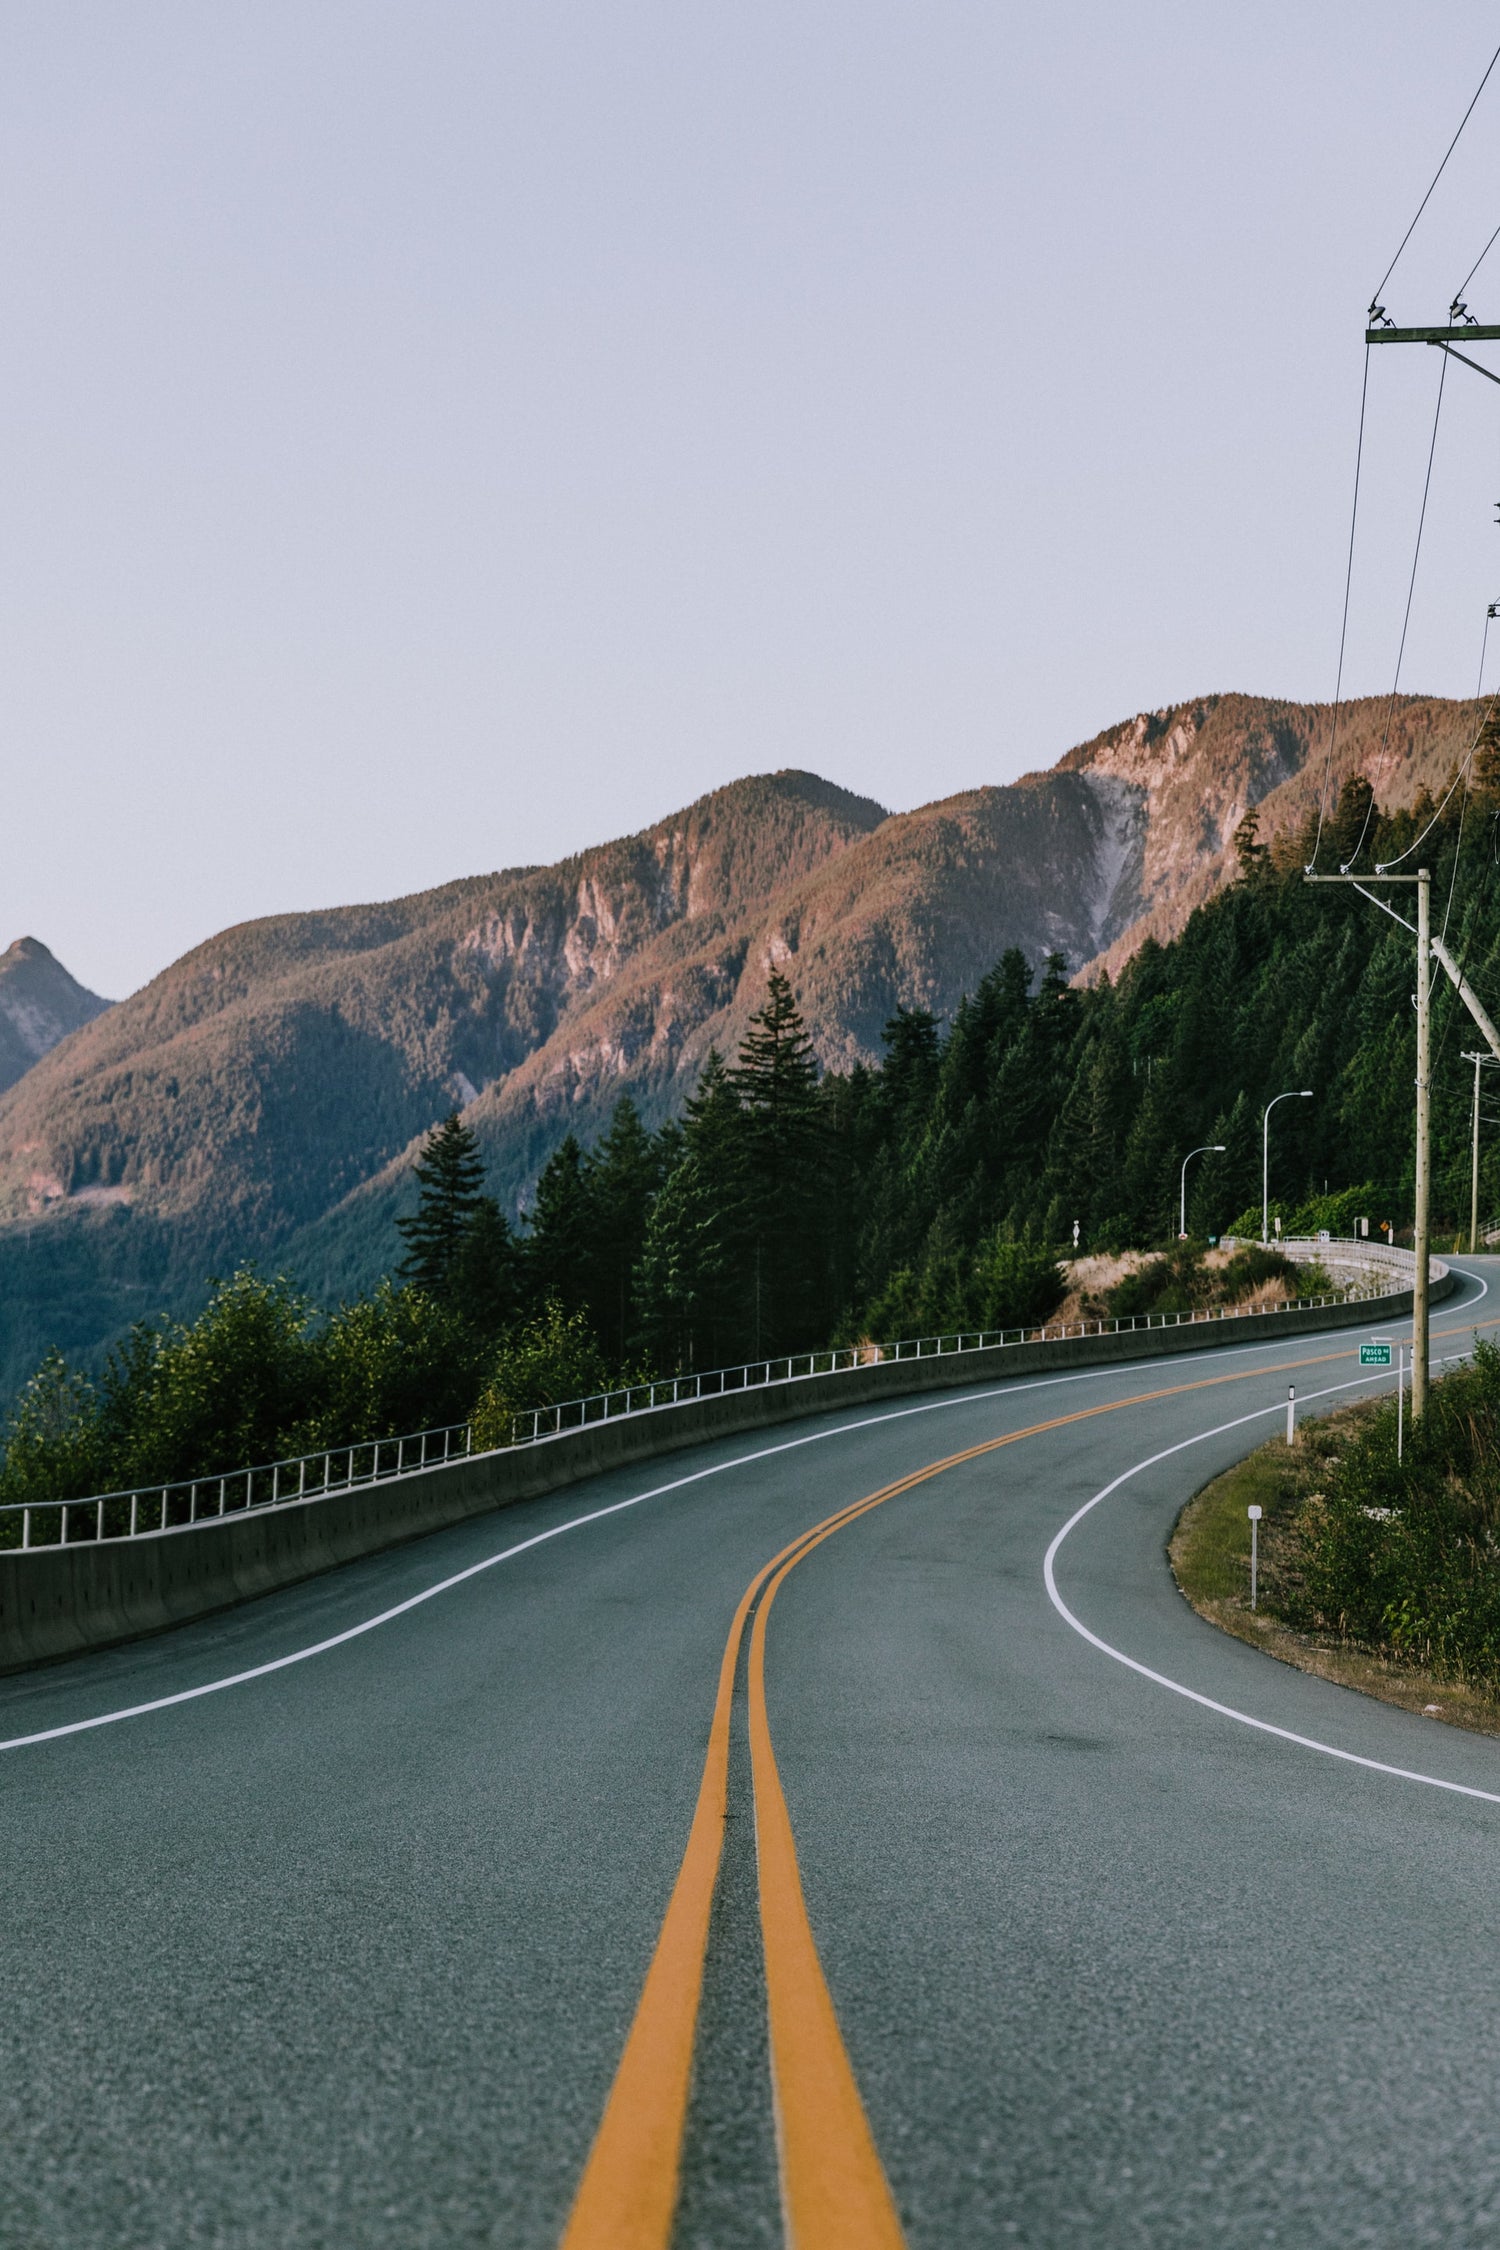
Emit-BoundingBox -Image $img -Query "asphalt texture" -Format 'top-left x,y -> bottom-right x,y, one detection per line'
4,1266 -> 1500,2247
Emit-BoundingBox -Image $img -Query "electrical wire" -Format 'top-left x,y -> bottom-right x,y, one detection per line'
1440,774 -> 1470,950
1455,215 -> 1500,308
1309,344 -> 1372,870
1347,350 -> 1448,867
1379,601 -> 1499,876
1371,35 -> 1500,311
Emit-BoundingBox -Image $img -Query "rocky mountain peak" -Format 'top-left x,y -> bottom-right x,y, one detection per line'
0,938 -> 112,1097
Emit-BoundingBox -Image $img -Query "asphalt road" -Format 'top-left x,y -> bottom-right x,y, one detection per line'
4,1267 -> 1500,2247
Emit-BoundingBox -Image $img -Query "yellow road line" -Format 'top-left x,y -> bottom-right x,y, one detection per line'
556,1334 -> 1442,2249
556,1489 -> 910,2249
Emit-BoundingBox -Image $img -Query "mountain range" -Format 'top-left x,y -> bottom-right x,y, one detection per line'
0,688 -> 1485,1399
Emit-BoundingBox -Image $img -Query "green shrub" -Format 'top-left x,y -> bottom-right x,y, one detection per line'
471,1302 -> 611,1449
1281,1340 -> 1500,1678
1219,1245 -> 1303,1300
301,1281 -> 482,1448
0,1350 -> 108,1505
1105,1243 -> 1202,1319
0,1268 -> 492,1507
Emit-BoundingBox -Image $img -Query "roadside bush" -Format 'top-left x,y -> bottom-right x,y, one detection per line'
1105,1243 -> 1203,1319
471,1301 -> 612,1450
1281,1339 -> 1500,1678
301,1281 -> 483,1449
1107,1243 -> 1314,1322
0,1351 -> 109,1506
1219,1245 -> 1306,1300
1223,1184 -> 1381,1243
0,1269 -> 496,1508
107,1270 -> 320,1488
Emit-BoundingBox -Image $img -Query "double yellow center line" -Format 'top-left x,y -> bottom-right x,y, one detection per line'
556,1341 -> 1406,2249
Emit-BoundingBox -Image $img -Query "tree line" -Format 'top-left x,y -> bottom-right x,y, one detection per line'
5,758 -> 1498,1510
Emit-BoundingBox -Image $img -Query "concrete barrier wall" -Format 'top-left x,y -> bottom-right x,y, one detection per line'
0,1272 -> 1448,1675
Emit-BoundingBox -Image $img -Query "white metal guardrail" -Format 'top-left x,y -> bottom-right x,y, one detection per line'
0,1239 -> 1427,1553
0,1422 -> 472,1555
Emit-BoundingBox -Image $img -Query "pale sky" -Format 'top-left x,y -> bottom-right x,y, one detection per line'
7,3 -> 1500,1000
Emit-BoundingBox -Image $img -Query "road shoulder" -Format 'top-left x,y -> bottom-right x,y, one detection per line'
1169,1406 -> 1500,1739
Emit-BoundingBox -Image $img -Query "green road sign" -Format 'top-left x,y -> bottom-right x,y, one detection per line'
1360,1342 -> 1393,1366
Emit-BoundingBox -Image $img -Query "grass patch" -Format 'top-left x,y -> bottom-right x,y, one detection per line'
1170,1403 -> 1500,1739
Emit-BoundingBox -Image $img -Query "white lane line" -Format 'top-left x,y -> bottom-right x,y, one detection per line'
1043,1352 -> 1500,1810
0,1362 -> 1234,1755
6,1283 -> 1488,1758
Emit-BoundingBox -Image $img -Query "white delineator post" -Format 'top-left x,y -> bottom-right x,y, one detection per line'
1286,1385 -> 1295,1445
1248,1504 -> 1262,1610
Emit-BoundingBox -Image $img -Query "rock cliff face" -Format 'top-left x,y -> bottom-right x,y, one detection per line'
0,691 -> 1483,1389
0,939 -> 111,1097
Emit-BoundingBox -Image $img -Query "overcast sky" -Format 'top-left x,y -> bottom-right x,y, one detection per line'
7,3 -> 1500,998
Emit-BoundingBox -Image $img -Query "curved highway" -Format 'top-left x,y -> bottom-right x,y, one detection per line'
3,1267 -> 1499,2248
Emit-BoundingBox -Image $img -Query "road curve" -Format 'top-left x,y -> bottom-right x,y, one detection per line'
2,1267 -> 1499,2247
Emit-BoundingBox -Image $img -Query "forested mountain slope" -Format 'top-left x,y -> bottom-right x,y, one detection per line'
0,692 -> 1484,1397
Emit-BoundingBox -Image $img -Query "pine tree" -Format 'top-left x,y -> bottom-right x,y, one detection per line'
587,1097 -> 665,1361
728,973 -> 834,1354
396,1113 -> 493,1298
730,972 -> 822,1149
879,1005 -> 940,1139
522,1135 -> 596,1315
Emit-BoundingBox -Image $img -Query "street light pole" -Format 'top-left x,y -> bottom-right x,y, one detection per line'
1262,1091 -> 1313,1245
1180,1144 -> 1226,1238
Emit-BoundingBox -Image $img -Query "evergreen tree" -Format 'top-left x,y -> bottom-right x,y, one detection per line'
634,1051 -> 749,1367
396,1112 -> 494,1299
522,1134 -> 596,1315
586,1097 -> 665,1361
729,973 -> 834,1355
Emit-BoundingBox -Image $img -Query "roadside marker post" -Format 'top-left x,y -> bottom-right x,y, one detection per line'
1399,1343 -> 1406,1464
1248,1505 -> 1262,1610
1286,1385 -> 1296,1444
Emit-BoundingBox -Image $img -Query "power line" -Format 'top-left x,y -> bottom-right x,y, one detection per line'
1371,36 -> 1500,312
1379,602 -> 1500,878
1454,215 -> 1500,308
1309,345 -> 1372,871
1347,350 -> 1448,867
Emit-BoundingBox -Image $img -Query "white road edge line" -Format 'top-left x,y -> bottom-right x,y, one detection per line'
5,1272 -> 1486,1757
1043,1340 -> 1500,1810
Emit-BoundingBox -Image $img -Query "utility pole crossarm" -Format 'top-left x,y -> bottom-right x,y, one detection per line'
1366,324 -> 1500,343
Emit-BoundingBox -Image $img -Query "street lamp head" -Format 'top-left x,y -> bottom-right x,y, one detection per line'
1300,1089 -> 1313,1097
1212,1143 -> 1226,1151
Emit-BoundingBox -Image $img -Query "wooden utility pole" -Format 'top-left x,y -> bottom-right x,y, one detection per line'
1306,870 -> 1431,1416
1413,867 -> 1430,1416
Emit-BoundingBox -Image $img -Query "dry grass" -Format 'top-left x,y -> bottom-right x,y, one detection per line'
1170,1413 -> 1500,1740
1053,1252 -> 1147,1324
1054,1244 -> 1300,1327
